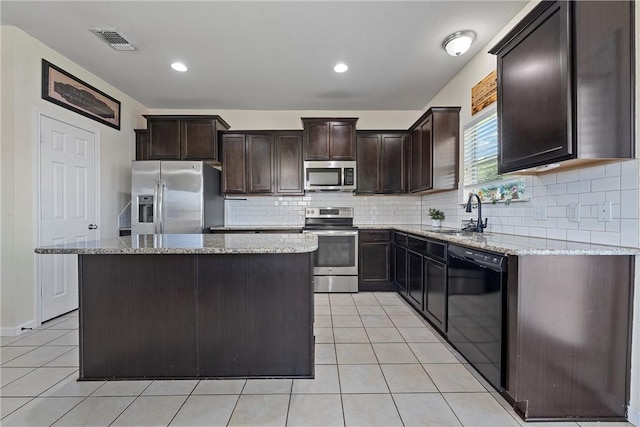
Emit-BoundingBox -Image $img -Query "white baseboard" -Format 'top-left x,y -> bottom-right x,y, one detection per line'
629,404 -> 639,427
0,319 -> 38,337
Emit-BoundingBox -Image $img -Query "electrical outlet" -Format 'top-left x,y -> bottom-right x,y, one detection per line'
597,201 -> 612,222
532,205 -> 547,220
568,203 -> 581,222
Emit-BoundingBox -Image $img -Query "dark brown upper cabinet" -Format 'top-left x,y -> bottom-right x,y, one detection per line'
143,115 -> 230,162
356,132 -> 407,194
302,118 -> 358,160
134,129 -> 148,160
408,107 -> 460,194
221,131 -> 303,196
221,133 -> 274,194
490,1 -> 634,174
275,132 -> 304,195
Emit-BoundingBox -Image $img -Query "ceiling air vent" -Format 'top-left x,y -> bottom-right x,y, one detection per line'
89,28 -> 136,51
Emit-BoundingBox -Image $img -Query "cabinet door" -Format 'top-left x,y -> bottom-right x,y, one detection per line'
303,122 -> 330,160
181,119 -> 217,160
407,251 -> 423,309
380,134 -> 406,193
221,134 -> 247,193
148,120 -> 181,159
497,2 -> 571,173
247,134 -> 274,194
275,133 -> 303,195
432,113 -> 459,192
423,257 -> 447,333
134,129 -> 148,161
356,134 -> 381,193
359,242 -> 391,287
330,121 -> 356,160
393,245 -> 407,293
417,117 -> 433,191
409,129 -> 421,192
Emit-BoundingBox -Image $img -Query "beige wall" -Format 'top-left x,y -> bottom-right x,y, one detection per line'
0,26 -> 147,334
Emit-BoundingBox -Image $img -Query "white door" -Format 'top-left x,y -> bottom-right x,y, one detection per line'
39,115 -> 98,321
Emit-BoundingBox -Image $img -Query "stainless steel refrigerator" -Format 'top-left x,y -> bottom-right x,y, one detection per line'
131,161 -> 224,234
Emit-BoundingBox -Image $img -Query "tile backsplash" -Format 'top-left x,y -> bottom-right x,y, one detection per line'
225,193 -> 422,227
423,160 -> 640,248
225,160 -> 639,248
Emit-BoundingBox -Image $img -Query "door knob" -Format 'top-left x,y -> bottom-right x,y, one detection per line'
88,224 -> 98,230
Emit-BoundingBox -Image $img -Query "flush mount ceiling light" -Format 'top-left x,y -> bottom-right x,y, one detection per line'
442,31 -> 476,56
171,62 -> 188,72
333,63 -> 348,73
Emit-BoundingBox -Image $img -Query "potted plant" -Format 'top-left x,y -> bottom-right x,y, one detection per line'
428,208 -> 445,227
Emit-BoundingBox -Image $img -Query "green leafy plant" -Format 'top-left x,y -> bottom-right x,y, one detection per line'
428,208 -> 445,220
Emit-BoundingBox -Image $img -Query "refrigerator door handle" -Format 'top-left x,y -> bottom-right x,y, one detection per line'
153,179 -> 160,234
158,180 -> 166,234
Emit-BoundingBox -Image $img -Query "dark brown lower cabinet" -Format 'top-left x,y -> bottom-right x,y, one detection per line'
407,249 -> 423,310
506,255 -> 632,421
358,230 -> 393,291
422,252 -> 447,333
392,232 -> 408,293
78,253 -> 313,380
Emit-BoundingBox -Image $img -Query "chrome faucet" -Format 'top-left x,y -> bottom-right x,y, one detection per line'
465,193 -> 488,233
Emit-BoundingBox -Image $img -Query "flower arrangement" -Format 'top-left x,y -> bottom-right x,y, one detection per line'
428,208 -> 445,220
477,180 -> 525,205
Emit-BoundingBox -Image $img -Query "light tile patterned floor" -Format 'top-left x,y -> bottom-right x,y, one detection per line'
0,292 -> 634,426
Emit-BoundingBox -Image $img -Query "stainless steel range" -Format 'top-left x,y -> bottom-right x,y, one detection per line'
303,207 -> 358,293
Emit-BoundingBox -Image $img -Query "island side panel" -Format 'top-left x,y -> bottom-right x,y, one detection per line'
513,255 -> 632,420
79,254 -> 198,379
197,252 -> 314,378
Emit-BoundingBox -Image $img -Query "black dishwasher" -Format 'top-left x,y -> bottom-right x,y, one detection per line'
447,244 -> 507,391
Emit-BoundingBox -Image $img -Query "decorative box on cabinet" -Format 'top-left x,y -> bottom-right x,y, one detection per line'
356,132 -> 408,194
489,1 -> 634,174
143,115 -> 230,162
408,107 -> 460,194
302,118 -> 358,161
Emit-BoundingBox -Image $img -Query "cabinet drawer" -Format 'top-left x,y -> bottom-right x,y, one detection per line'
408,236 -> 427,254
394,232 -> 408,247
360,230 -> 390,243
426,240 -> 447,263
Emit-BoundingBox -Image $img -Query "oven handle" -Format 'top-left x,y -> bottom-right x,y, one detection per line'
302,230 -> 359,236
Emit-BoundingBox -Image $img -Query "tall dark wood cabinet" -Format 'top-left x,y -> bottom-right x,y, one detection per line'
490,0 -> 634,174
359,230 -> 393,291
408,107 -> 460,194
134,129 -> 148,160
221,131 -> 303,195
143,115 -> 230,162
356,132 -> 407,194
302,118 -> 358,160
275,132 -> 304,195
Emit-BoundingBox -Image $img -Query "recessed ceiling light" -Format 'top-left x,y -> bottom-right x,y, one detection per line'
333,63 -> 348,73
171,62 -> 188,72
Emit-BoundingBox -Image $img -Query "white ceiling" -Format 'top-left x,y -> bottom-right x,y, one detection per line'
1,1 -> 527,110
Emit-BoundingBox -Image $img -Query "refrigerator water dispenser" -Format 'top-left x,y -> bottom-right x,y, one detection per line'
138,195 -> 154,223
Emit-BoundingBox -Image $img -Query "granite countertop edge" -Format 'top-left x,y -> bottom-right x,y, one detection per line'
35,233 -> 318,255
358,224 -> 640,256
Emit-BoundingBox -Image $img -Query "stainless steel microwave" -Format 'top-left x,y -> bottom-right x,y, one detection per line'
303,161 -> 357,191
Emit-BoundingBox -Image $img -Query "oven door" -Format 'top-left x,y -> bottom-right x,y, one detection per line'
302,230 -> 358,275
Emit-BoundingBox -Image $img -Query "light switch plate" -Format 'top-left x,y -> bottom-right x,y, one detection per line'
533,205 -> 547,220
568,204 -> 580,222
597,201 -> 612,222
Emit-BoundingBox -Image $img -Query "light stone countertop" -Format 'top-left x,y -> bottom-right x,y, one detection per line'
359,224 -> 640,256
34,233 -> 318,255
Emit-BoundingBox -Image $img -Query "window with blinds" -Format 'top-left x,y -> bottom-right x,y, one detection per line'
463,107 -> 498,186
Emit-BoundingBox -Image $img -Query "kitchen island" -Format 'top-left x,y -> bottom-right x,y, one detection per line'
35,233 -> 317,380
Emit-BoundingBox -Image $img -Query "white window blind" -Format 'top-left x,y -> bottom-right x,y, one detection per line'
463,108 -> 498,186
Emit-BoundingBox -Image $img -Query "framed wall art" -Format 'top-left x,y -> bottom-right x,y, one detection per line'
41,59 -> 121,130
